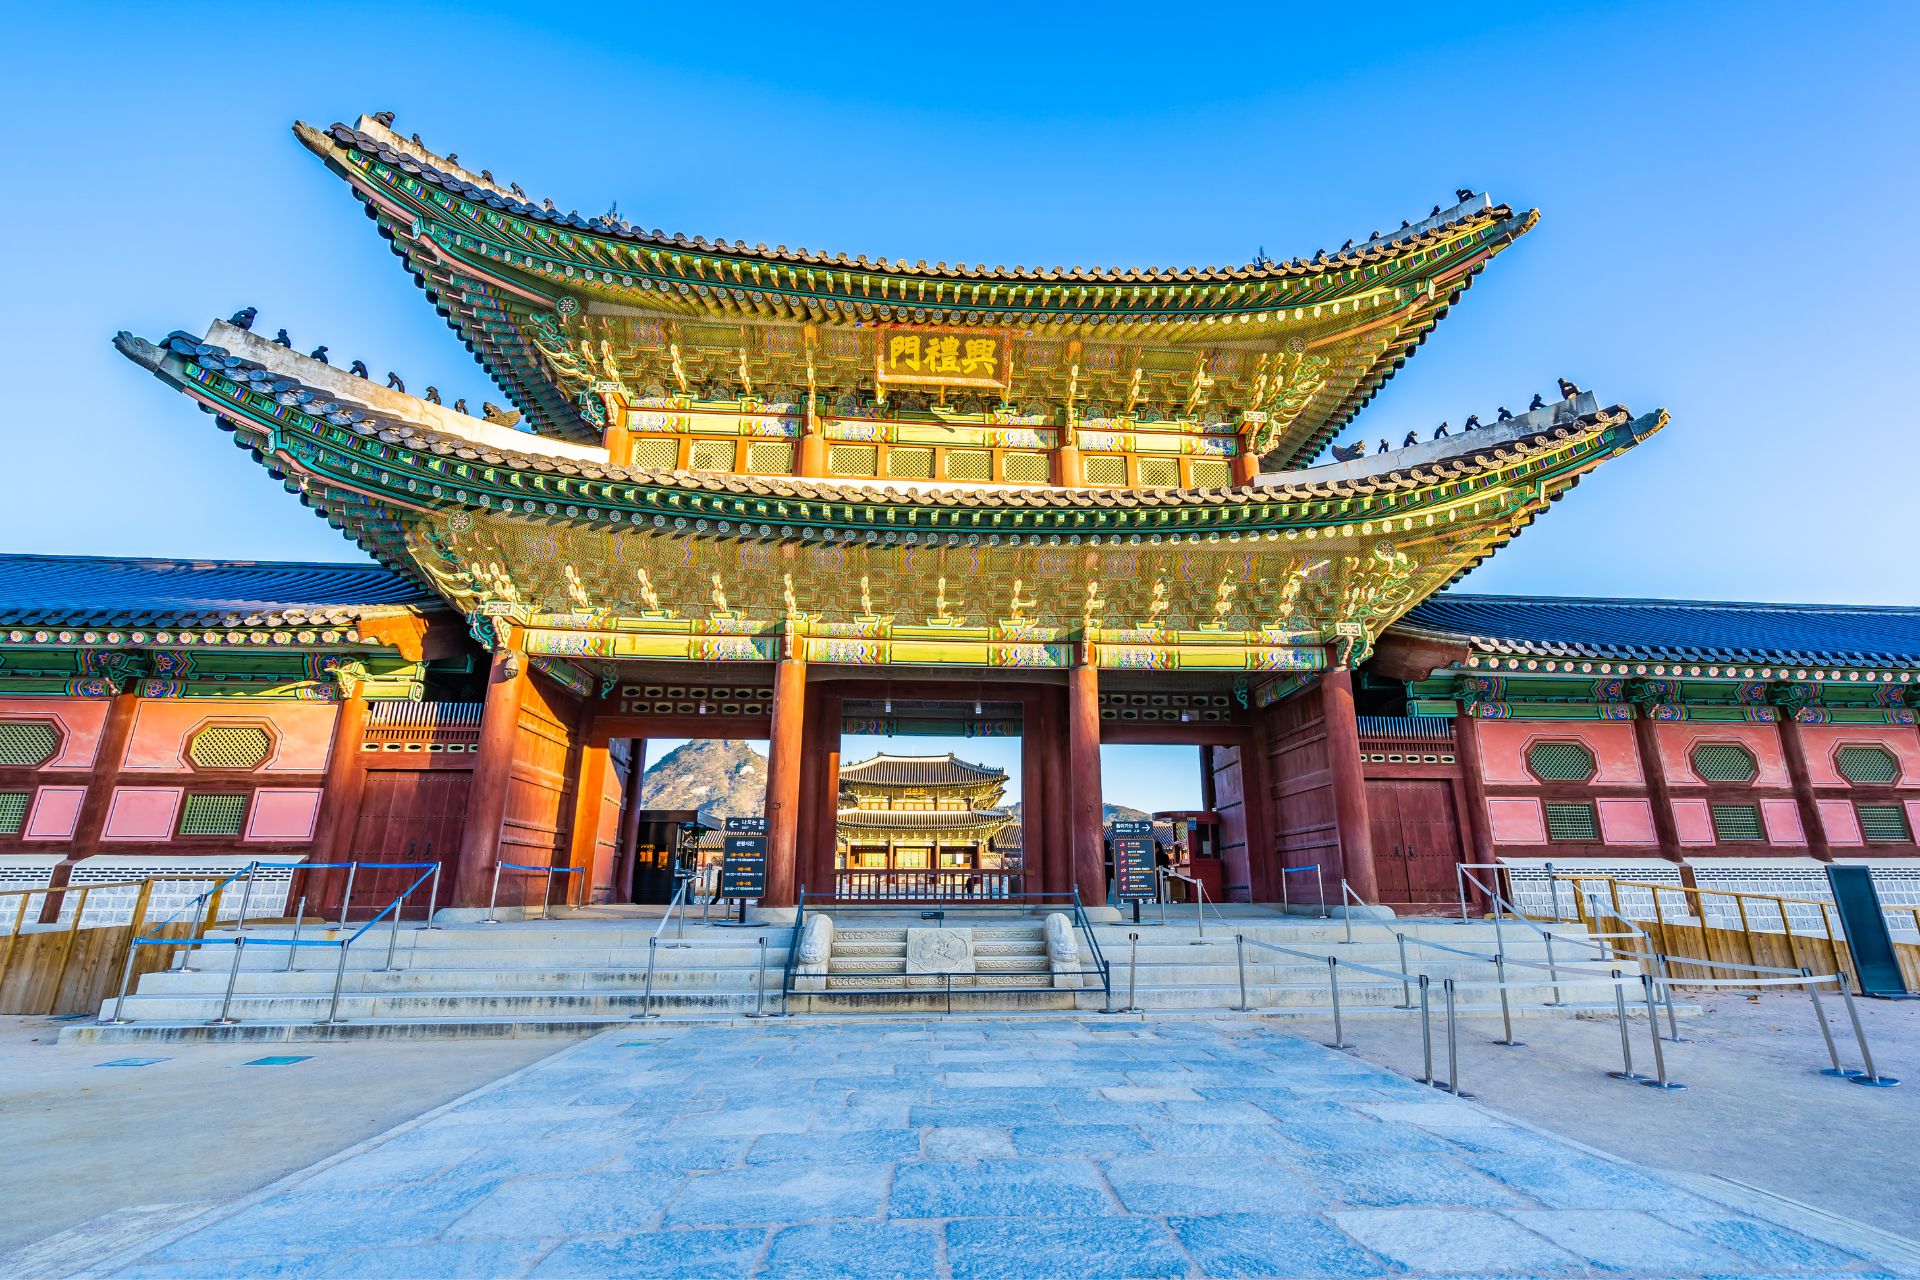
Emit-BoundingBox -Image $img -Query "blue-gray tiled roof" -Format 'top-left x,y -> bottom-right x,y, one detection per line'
1399,593 -> 1920,669
0,554 -> 437,629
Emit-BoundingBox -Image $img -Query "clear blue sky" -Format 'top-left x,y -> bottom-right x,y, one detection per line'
3,2 -> 1913,810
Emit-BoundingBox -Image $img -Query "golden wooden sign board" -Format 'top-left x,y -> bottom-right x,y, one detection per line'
875,327 -> 1011,390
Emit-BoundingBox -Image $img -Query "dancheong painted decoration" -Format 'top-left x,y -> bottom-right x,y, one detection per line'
114,114 -> 1664,685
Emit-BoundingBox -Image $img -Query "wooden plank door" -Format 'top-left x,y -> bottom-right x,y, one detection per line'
1367,779 -> 1465,909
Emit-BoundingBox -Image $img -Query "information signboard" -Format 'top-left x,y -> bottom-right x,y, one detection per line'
1112,819 -> 1156,902
720,816 -> 767,898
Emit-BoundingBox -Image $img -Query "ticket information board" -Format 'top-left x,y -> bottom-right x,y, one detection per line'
1112,818 -> 1156,902
720,815 -> 767,898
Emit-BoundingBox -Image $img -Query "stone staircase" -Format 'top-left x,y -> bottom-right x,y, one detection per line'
785,920 -> 1080,1015
62,907 -> 1655,1042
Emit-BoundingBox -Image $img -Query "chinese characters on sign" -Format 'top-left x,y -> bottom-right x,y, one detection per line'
876,328 -> 1010,390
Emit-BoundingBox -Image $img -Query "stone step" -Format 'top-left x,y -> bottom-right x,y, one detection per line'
117,965 -> 783,997
99,987 -> 775,1022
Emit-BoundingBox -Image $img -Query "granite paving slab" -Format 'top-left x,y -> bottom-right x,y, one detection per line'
93,1018 -> 1914,1278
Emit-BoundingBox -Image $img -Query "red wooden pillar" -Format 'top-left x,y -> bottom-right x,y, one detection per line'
1452,713 -> 1498,866
1320,668 -> 1381,904
1627,711 -> 1686,863
1779,713 -> 1834,862
611,739 -> 647,903
763,657 -> 807,907
40,688 -> 141,923
568,728 -> 611,905
453,648 -> 528,908
1020,692 -> 1047,898
796,688 -> 841,898
310,691 -> 369,862
1067,658 -> 1106,906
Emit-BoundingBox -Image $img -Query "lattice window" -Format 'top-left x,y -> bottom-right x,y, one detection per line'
1837,746 -> 1900,785
630,437 -> 680,470
1544,802 -> 1599,841
0,792 -> 27,835
179,793 -> 248,836
689,439 -> 736,472
1003,452 -> 1050,484
1137,457 -> 1179,487
0,722 -> 58,767
827,444 -> 878,477
1190,459 -> 1233,489
1710,803 -> 1764,842
944,450 -> 991,482
188,725 -> 271,770
1692,743 -> 1757,783
886,447 -> 934,480
1858,803 -> 1913,844
1527,741 -> 1595,782
1084,455 -> 1127,486
744,441 -> 794,475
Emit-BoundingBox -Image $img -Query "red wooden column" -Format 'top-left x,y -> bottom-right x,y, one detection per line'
40,688 -> 141,923
1067,657 -> 1107,906
795,688 -> 841,898
611,739 -> 647,903
762,656 -> 808,907
1627,711 -> 1686,863
310,691 -> 369,862
568,725 -> 611,905
1319,667 -> 1381,904
452,648 -> 528,908
1778,713 -> 1834,862
1452,713 -> 1498,866
1020,692 -> 1048,898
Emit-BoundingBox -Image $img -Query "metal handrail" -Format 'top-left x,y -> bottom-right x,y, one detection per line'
1157,868 -> 1228,941
103,866 -> 439,1027
485,861 -> 587,923
1070,886 -> 1112,1006
1278,863 -> 1330,919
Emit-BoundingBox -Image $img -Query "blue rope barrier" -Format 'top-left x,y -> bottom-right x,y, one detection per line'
1281,865 -> 1321,874
495,862 -> 585,874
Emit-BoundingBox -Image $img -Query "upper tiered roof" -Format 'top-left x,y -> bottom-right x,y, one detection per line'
297,115 -> 1537,465
839,753 -> 1006,788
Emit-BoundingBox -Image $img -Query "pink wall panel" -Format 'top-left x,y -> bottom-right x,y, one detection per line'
24,786 -> 87,840
1817,799 -> 1863,846
1760,797 -> 1806,845
1477,720 -> 1642,786
0,698 -> 111,770
1797,725 -> 1920,788
121,701 -> 340,774
1908,800 -> 1920,840
101,787 -> 183,841
244,788 -> 324,842
1487,798 -> 1546,844
1596,798 -> 1657,844
1672,798 -> 1715,845
1656,721 -> 1789,788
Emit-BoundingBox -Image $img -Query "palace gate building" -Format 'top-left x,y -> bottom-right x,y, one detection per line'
3,113 -> 1917,922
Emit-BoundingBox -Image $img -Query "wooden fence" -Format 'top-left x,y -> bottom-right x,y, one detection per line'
1548,874 -> 1920,993
1,878 -> 226,1017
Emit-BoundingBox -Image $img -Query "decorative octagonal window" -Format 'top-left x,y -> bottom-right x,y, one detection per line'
1527,740 -> 1596,782
0,721 -> 59,767
1692,743 -> 1758,783
187,724 -> 272,771
1836,746 -> 1900,785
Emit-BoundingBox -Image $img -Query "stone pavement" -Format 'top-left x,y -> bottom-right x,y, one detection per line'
96,1019 -> 1912,1278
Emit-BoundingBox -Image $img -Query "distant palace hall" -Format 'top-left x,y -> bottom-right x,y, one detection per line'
0,111 -> 1914,932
